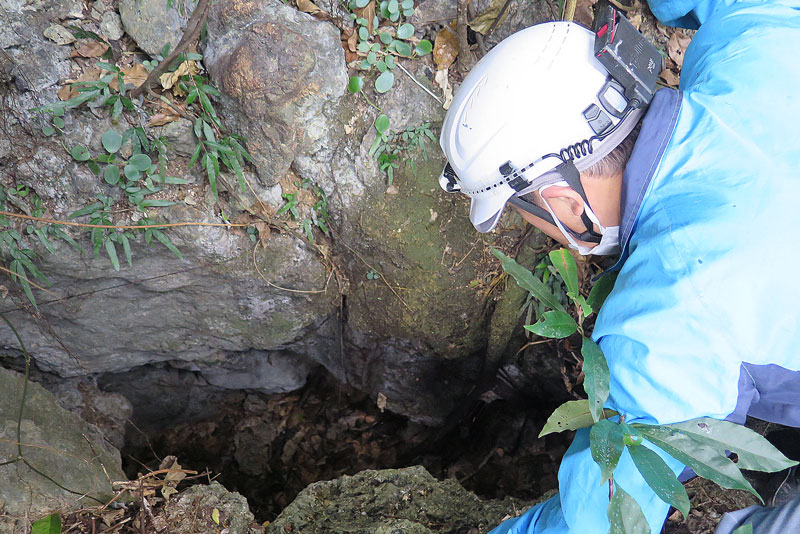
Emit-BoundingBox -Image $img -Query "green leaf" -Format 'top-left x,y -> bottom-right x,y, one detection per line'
386,55 -> 395,69
396,23 -> 414,39
70,145 -> 91,162
96,61 -> 119,72
549,248 -> 579,298
359,26 -> 369,41
628,443 -> 690,518
124,164 -> 140,181
35,229 -> 55,254
87,160 -> 101,175
190,143 -> 202,168
733,525 -> 754,534
590,419 -> 625,483
204,153 -> 218,200
401,0 -> 413,8
636,425 -> 762,501
367,51 -> 377,64
374,71 -> 395,93
52,228 -> 83,253
12,261 -> 37,309
129,154 -> 152,172
492,249 -> 565,312
393,41 -> 413,56
31,513 -> 61,534
375,114 -> 391,135
582,336 -> 610,423
415,39 -> 433,56
355,0 -> 370,7
69,202 -> 104,219
152,229 -> 182,259
524,310 -> 578,338
101,130 -> 122,153
140,199 -> 176,208
105,239 -> 120,271
587,271 -> 618,313
539,399 -> 618,438
608,484 -> 650,534
348,76 -> 364,94
104,165 -> 120,185
664,418 -> 798,473
42,125 -> 55,136
119,233 -> 132,266
388,0 -> 398,12
379,32 -> 393,44
376,60 -> 387,72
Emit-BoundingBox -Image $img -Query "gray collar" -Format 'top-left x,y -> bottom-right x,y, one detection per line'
610,88 -> 683,270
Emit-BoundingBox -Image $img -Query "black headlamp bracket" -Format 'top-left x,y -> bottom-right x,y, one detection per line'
593,3 -> 663,107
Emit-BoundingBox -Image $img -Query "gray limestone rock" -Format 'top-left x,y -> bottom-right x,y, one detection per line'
0,0 -> 75,92
0,367 -> 125,533
100,11 -> 125,41
267,466 -> 526,534
119,0 -> 197,57
203,0 -> 348,187
161,482 -> 254,534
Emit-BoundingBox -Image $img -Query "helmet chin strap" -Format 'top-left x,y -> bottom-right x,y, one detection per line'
508,160 -> 603,243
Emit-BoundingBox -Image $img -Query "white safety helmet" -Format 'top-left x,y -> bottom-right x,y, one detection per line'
439,21 -> 644,233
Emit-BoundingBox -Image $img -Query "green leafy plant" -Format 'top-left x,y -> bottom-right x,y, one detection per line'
368,114 -> 435,184
495,248 -> 798,533
346,0 -> 432,95
0,186 -> 84,308
184,71 -> 253,202
31,513 -> 61,534
275,178 -> 330,243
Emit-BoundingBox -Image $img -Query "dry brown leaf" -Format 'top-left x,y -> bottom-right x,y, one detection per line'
434,68 -> 454,109
58,68 -> 102,100
434,26 -> 459,70
354,1 -> 376,34
345,28 -> 358,52
376,392 -> 387,412
148,112 -> 180,126
667,30 -> 691,68
70,40 -> 109,58
468,0 -> 509,34
659,68 -> 680,87
573,0 -> 597,27
109,63 -> 149,91
159,60 -> 200,95
297,0 -> 322,15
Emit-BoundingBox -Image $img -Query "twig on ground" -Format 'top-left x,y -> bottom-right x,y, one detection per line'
483,0 -> 513,41
456,0 -> 477,72
131,0 -> 212,99
396,63 -> 443,105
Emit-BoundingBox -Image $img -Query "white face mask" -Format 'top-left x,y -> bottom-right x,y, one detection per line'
538,181 -> 621,256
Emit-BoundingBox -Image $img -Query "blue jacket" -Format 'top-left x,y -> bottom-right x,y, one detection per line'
492,0 -> 800,532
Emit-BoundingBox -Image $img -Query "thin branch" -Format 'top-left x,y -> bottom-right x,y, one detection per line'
252,242 -> 331,294
130,0 -> 212,99
0,211 -> 249,229
456,0 -> 477,72
396,64 -> 443,105
0,265 -> 58,296
483,0 -> 513,41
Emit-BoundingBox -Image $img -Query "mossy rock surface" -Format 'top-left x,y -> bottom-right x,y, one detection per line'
267,466 -> 527,534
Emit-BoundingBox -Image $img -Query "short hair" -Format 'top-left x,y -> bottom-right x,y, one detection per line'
581,119 -> 642,179
519,119 -> 642,206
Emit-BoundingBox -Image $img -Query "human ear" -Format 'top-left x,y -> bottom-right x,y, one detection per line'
540,185 -> 585,217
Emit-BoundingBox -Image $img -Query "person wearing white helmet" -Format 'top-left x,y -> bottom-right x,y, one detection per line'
439,0 -> 800,532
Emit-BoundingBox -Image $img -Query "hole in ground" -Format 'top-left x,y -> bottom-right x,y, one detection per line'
115,367 -> 573,522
